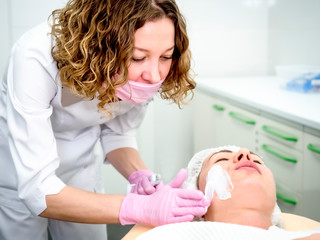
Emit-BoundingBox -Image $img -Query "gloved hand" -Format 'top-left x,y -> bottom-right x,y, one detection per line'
120,169 -> 210,226
128,169 -> 163,195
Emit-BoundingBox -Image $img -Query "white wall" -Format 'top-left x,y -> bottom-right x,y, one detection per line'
267,0 -> 320,74
178,0 -> 269,78
0,0 -> 67,81
10,0 -> 67,40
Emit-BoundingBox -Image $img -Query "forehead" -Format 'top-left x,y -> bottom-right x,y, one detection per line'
134,18 -> 175,44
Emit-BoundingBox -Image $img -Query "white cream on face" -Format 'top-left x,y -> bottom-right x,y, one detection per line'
204,164 -> 234,203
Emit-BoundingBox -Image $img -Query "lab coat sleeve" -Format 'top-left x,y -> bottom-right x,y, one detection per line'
6,32 -> 65,215
100,103 -> 149,162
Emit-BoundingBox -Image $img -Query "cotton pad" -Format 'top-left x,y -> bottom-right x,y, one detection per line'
204,164 -> 234,203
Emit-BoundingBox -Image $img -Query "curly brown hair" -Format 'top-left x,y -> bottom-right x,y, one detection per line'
50,0 -> 195,112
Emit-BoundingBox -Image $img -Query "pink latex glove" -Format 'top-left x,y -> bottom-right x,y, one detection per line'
128,169 -> 162,195
120,169 -> 210,226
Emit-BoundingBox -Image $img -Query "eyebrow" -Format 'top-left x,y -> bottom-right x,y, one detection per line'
208,150 -> 232,159
134,46 -> 175,53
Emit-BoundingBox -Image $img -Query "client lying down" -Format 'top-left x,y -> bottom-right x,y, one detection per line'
123,146 -> 320,240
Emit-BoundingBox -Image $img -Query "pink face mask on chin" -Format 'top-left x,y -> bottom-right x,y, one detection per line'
115,78 -> 165,104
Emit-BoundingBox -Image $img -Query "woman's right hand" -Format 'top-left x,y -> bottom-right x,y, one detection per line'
119,169 -> 210,226
128,169 -> 162,195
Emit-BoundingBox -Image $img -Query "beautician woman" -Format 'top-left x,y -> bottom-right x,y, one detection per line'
0,0 -> 209,239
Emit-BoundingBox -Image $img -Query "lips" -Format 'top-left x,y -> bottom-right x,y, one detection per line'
235,161 -> 261,174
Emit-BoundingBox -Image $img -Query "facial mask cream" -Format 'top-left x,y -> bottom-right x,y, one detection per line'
204,164 -> 234,203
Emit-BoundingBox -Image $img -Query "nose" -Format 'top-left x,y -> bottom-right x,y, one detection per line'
142,60 -> 161,84
233,148 -> 252,163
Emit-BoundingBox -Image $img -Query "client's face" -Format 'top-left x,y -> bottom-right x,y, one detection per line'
198,148 -> 276,224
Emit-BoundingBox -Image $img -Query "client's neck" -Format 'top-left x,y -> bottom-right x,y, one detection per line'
205,207 -> 272,230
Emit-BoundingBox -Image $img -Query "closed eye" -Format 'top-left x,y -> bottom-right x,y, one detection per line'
215,158 -> 229,163
253,160 -> 262,165
132,57 -> 145,62
161,55 -> 173,60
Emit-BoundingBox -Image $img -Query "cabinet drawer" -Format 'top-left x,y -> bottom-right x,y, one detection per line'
194,92 -> 228,151
276,183 -> 303,216
193,91 -> 259,151
259,137 -> 303,193
260,118 -> 303,151
224,104 -> 260,150
302,132 -> 320,221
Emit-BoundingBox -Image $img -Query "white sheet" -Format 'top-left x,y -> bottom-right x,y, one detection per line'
136,222 -> 320,240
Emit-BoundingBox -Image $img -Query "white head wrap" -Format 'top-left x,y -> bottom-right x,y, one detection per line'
182,145 -> 284,227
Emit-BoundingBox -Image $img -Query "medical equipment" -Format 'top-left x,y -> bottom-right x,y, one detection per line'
149,173 -> 162,186
204,164 -> 233,202
275,65 -> 320,93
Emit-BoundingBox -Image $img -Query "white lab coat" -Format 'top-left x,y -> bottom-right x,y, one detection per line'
0,22 -> 148,240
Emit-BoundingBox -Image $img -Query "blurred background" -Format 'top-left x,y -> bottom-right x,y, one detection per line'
1,0 -> 319,238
